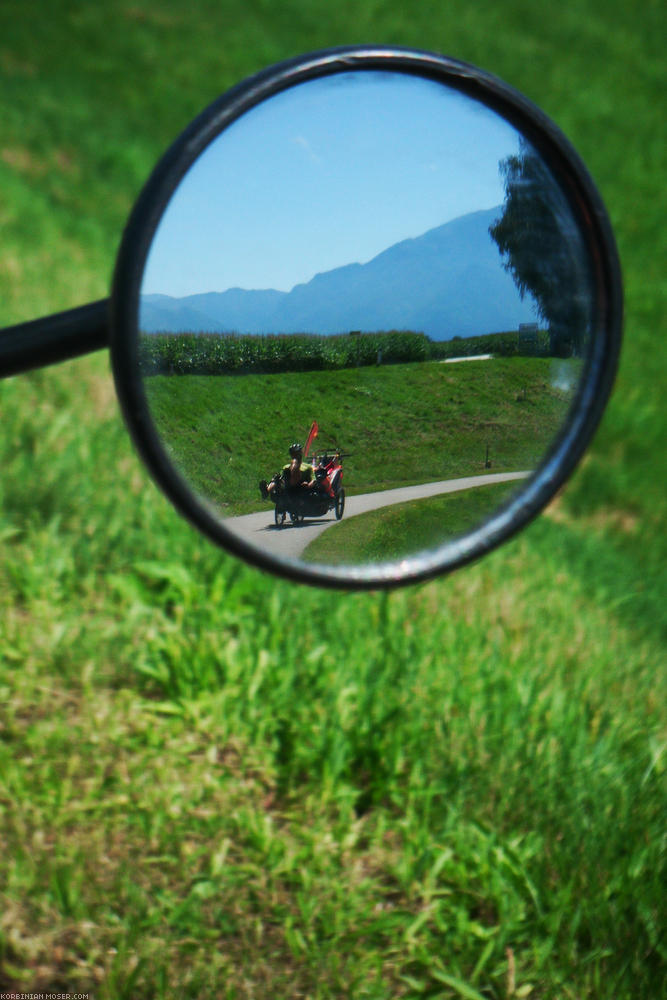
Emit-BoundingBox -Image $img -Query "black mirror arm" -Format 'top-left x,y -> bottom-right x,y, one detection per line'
0,299 -> 110,379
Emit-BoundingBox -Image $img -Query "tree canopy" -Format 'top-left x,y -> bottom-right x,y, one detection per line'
490,141 -> 592,357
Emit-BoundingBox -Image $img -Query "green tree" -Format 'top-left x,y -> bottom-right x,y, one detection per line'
490,140 -> 592,357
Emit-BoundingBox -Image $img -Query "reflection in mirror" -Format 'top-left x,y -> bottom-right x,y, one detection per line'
138,70 -> 594,570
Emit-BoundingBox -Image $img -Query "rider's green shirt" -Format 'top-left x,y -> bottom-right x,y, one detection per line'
282,461 -> 313,486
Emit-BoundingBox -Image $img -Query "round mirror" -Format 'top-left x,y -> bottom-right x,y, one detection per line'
111,49 -> 621,588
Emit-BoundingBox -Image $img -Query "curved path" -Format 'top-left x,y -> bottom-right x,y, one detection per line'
225,471 -> 530,561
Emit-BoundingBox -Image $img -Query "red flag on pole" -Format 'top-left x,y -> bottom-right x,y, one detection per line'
304,421 -> 319,458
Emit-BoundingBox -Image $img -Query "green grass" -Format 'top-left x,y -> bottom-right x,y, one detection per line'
144,358 -> 576,513
0,0 -> 665,997
303,481 -> 518,564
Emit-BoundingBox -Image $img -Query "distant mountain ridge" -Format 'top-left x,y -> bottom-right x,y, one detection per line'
141,206 -> 538,340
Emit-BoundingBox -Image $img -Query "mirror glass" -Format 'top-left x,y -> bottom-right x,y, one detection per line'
138,70 -> 594,571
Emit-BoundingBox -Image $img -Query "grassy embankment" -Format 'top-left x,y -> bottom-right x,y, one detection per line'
0,1 -> 664,998
144,357 -> 577,514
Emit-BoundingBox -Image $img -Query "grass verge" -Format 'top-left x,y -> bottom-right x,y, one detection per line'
302,481 -> 517,564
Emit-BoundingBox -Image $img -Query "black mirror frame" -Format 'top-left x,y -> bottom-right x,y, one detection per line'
109,45 -> 622,590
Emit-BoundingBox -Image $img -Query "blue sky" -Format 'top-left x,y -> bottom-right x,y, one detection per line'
142,71 -> 523,297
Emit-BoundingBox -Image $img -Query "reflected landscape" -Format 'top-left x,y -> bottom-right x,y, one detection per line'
138,70 -> 594,569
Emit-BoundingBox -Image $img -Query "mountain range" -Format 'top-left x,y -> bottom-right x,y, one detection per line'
140,206 -> 538,340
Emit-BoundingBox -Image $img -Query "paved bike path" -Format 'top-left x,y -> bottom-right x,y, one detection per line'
225,470 -> 530,561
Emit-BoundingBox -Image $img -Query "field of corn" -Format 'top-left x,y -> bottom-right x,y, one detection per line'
139,329 -> 552,376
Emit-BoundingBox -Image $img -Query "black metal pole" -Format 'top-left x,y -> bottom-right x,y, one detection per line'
0,299 -> 110,378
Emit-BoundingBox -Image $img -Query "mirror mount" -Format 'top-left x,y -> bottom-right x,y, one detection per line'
0,299 -> 109,379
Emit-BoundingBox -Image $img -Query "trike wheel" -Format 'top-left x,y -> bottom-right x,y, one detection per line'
335,488 -> 345,520
275,507 -> 286,528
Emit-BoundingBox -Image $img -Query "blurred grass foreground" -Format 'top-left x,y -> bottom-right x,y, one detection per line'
0,1 -> 665,997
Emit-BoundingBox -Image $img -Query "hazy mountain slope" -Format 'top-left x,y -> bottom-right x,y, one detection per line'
140,207 -> 538,338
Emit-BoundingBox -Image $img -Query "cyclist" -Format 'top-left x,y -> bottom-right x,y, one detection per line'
260,442 -> 314,498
